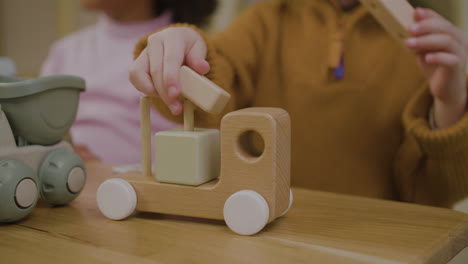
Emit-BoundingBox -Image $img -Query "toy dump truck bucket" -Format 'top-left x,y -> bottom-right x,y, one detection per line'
0,75 -> 85,145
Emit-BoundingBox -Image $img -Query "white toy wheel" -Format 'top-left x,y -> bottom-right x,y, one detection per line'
67,167 -> 86,193
96,179 -> 137,220
223,190 -> 269,235
0,159 -> 39,223
15,178 -> 38,208
279,189 -> 293,217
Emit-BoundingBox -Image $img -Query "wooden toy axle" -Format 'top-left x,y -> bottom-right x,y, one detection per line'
140,96 -> 152,178
183,99 -> 194,131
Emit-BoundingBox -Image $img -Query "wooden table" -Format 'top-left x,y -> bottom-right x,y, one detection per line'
1,162 -> 468,264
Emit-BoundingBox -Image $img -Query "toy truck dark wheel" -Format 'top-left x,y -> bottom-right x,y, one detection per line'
39,149 -> 86,205
0,159 -> 39,223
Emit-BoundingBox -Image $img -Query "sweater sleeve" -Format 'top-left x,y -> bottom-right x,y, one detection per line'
134,2 -> 280,128
394,80 -> 468,207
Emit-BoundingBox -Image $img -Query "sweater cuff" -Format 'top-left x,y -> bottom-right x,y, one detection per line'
403,87 -> 468,159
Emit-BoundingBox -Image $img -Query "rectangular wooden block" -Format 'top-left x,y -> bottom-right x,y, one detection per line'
154,128 -> 220,186
179,66 -> 230,114
360,0 -> 415,45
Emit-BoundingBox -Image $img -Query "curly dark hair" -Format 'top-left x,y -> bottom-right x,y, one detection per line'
153,0 -> 218,26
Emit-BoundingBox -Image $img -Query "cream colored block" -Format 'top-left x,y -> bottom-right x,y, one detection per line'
179,66 -> 230,114
155,128 -> 220,186
360,0 -> 415,45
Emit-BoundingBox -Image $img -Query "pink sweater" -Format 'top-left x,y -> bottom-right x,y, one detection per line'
41,13 -> 179,164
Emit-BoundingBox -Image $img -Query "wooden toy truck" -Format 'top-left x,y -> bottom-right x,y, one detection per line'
97,66 -> 293,235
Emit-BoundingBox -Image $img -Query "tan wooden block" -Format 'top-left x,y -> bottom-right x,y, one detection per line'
179,66 -> 230,114
155,128 -> 220,186
360,0 -> 415,45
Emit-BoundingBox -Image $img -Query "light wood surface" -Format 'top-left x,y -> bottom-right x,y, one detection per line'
127,107 -> 291,221
2,162 -> 468,263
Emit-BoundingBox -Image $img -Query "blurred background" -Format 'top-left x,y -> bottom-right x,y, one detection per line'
0,0 -> 467,77
0,2 -> 468,262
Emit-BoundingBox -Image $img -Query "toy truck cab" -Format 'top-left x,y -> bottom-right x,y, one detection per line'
97,67 -> 292,235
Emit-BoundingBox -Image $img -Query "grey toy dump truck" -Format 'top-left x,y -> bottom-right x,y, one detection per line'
0,75 -> 86,223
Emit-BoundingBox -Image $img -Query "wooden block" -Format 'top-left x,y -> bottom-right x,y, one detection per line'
360,0 -> 415,45
155,128 -> 220,186
179,66 -> 230,114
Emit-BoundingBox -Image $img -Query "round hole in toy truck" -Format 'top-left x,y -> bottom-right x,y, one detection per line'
236,130 -> 265,161
0,75 -> 85,145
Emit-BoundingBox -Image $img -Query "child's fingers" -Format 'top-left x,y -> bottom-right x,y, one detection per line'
187,59 -> 210,76
135,27 -> 207,116
162,35 -> 184,101
424,52 -> 461,67
186,38 -> 210,75
409,18 -> 465,45
148,36 -> 173,111
406,34 -> 461,54
129,49 -> 159,97
414,8 -> 439,22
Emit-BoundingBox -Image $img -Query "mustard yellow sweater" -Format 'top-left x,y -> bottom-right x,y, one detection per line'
136,0 -> 468,207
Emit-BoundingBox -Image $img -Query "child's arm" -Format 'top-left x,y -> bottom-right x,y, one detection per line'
362,1 -> 467,128
395,82 -> 468,207
131,2 -> 279,127
394,8 -> 468,207
405,8 -> 468,129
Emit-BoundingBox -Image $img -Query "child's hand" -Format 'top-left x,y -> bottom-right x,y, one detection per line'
130,27 -> 210,115
406,8 -> 468,128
